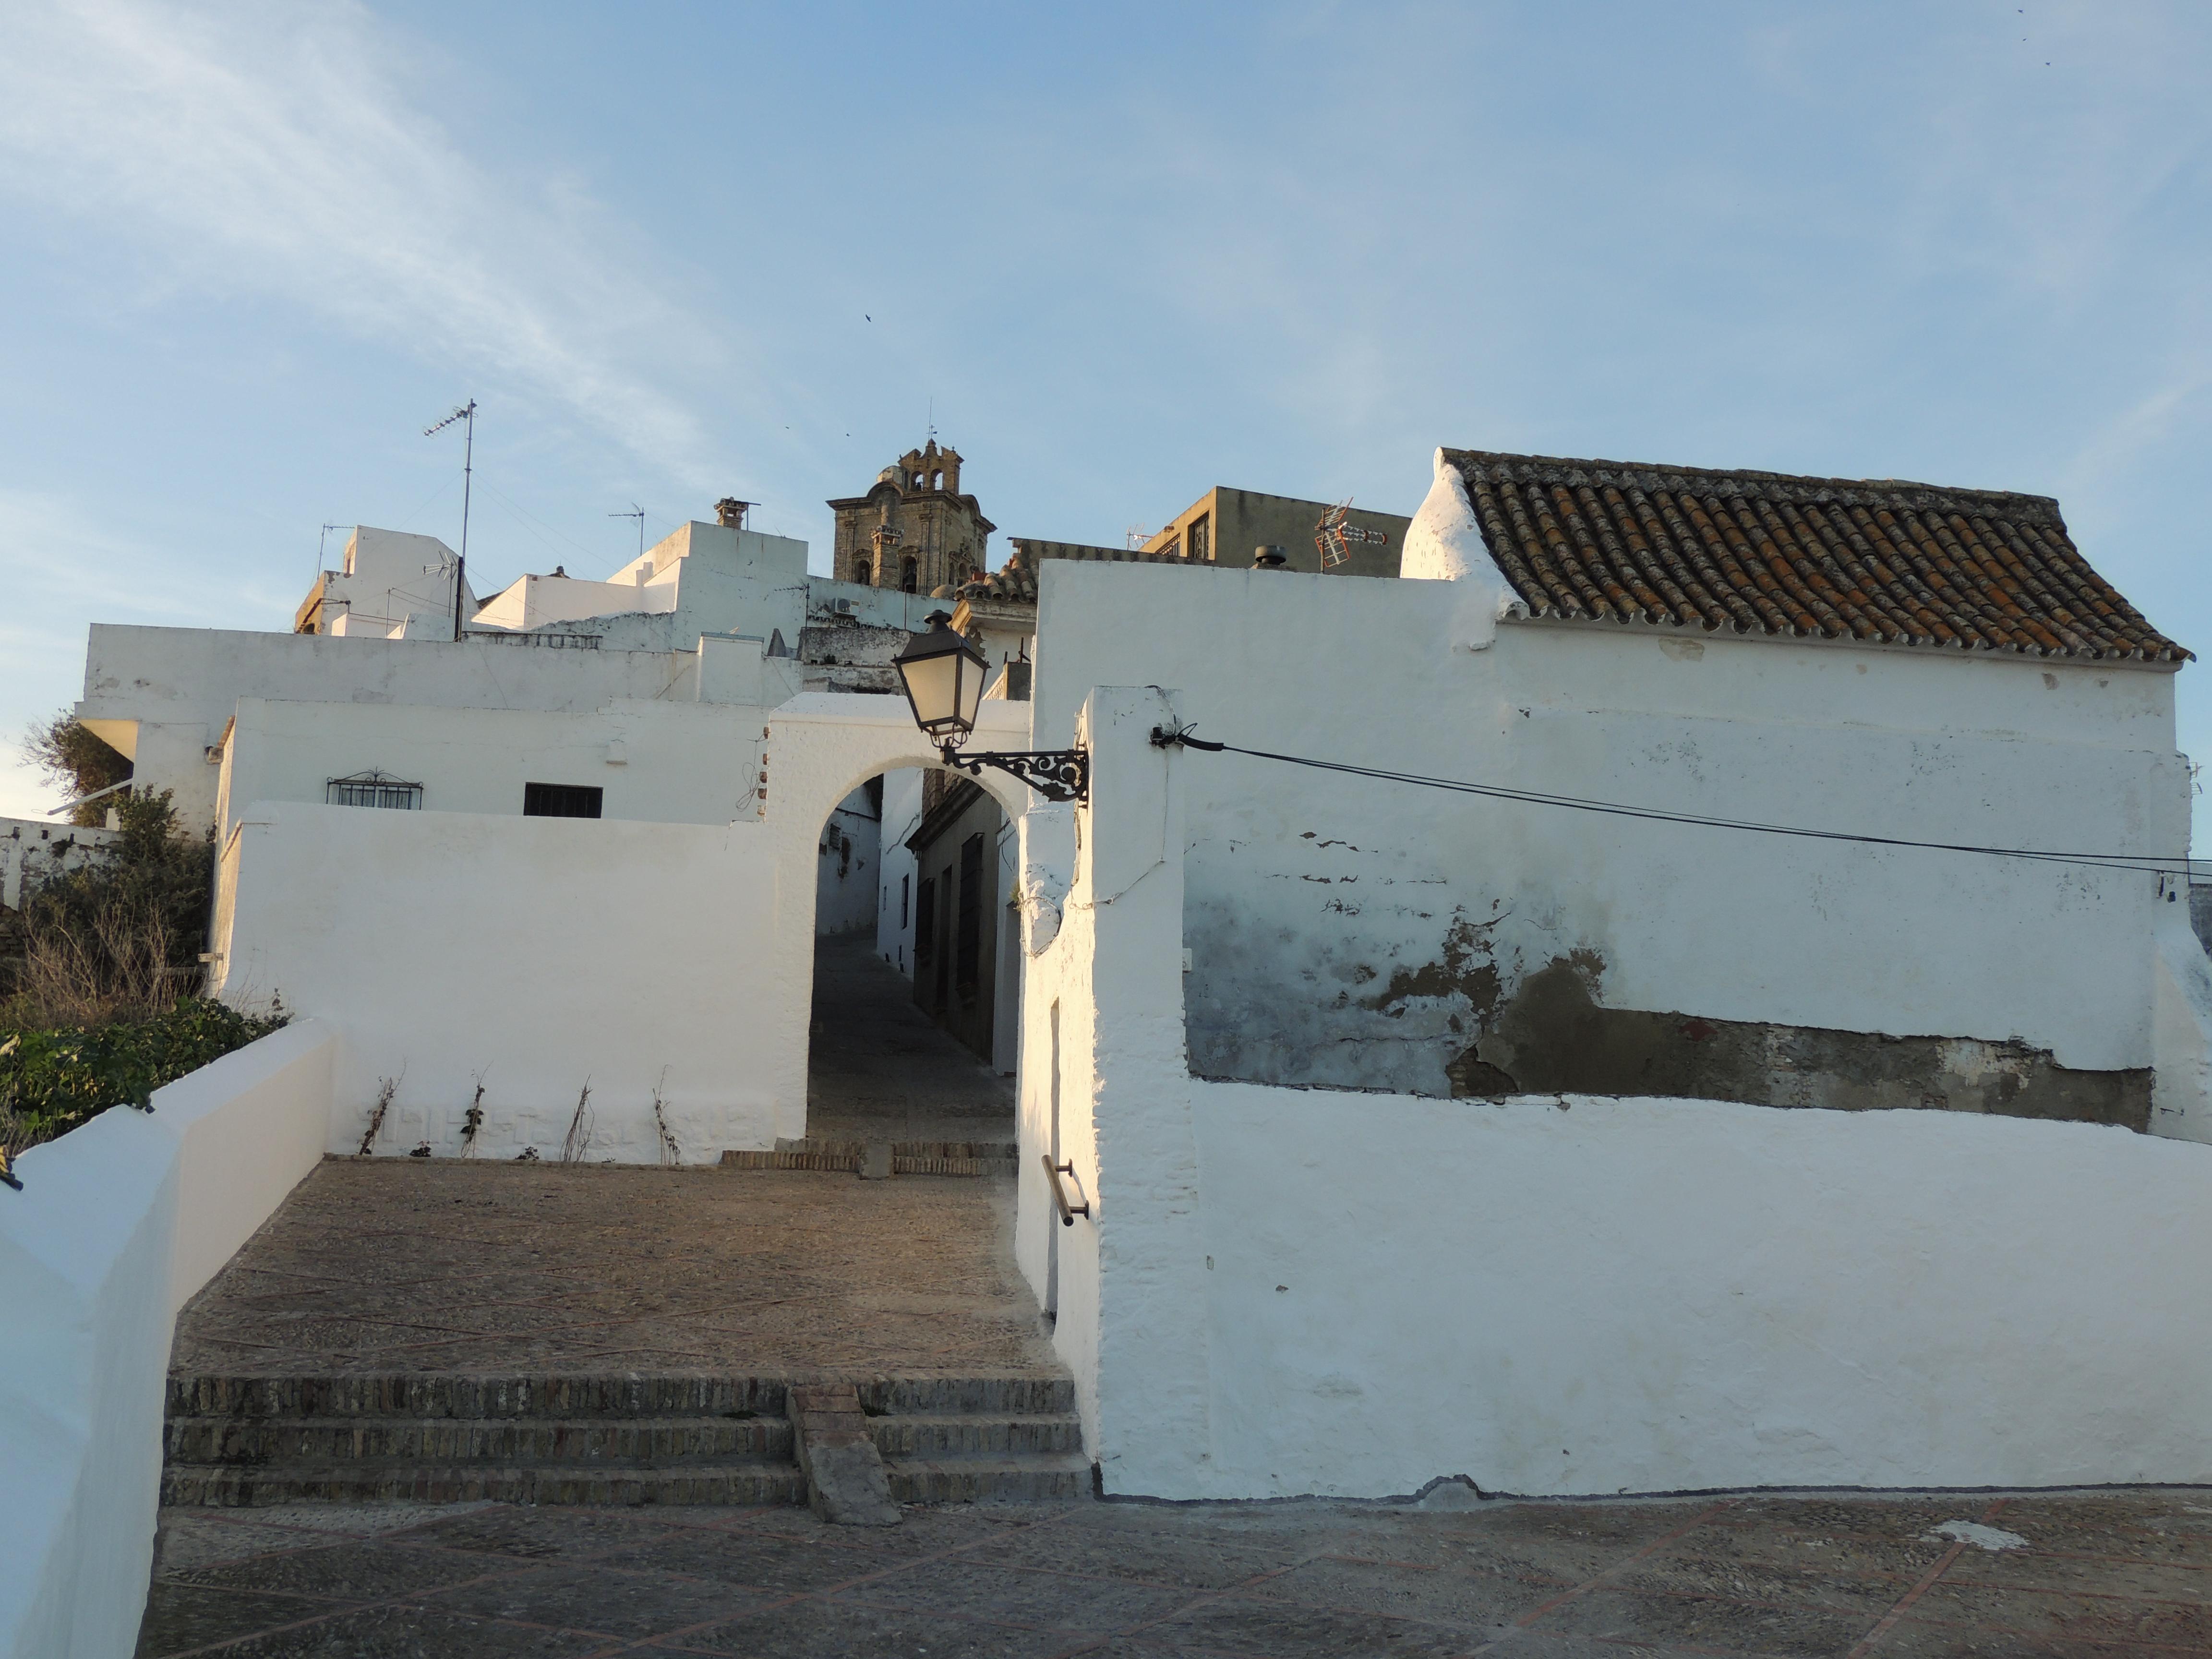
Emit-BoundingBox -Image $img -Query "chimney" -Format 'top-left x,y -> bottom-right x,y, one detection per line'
714,498 -> 753,529
1252,545 -> 1288,570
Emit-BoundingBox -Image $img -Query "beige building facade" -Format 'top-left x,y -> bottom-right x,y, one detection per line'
1143,486 -> 1409,578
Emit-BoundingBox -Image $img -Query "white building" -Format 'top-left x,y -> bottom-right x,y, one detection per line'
296,527 -> 478,639
43,441 -> 2212,1502
1010,446 -> 2212,1501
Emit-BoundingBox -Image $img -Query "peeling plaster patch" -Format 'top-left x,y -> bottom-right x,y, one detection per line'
1453,959 -> 2152,1131
1363,915 -> 1506,1020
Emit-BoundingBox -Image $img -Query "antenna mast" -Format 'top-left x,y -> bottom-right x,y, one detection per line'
423,399 -> 478,639
609,503 -> 646,561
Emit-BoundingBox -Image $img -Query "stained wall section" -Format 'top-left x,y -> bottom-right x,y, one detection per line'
1029,560 -> 2193,1129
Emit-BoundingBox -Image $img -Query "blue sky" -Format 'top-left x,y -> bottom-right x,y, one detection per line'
1,1 -> 2206,843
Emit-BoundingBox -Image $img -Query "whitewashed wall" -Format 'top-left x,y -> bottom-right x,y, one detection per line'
816,786 -> 880,937
1,817 -> 120,911
1019,654 -> 2212,1499
0,1022 -> 335,1659
876,768 -> 924,976
1032,562 -> 2188,1094
214,806 -> 786,1160
79,625 -> 698,831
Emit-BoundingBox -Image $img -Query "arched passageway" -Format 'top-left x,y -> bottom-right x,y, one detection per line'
799,764 -> 1016,1158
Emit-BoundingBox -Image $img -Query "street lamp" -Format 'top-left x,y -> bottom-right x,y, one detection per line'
892,613 -> 1088,802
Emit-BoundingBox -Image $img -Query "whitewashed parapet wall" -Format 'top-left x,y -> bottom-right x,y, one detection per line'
1017,560 -> 2212,1499
0,1022 -> 336,1659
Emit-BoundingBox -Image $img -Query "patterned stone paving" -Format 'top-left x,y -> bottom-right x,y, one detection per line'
168,1159 -> 1056,1379
140,1489 -> 2212,1656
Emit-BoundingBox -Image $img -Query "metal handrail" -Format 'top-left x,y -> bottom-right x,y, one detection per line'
1042,1154 -> 1089,1226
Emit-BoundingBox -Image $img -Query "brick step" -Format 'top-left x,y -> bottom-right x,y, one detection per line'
160,1371 -> 1087,1510
161,1461 -> 810,1509
719,1138 -> 1019,1177
165,1372 -> 1075,1420
866,1414 -> 1083,1459
163,1414 -> 795,1467
885,1453 -> 1092,1504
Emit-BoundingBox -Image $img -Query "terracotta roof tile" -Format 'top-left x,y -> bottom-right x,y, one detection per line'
1446,450 -> 2188,662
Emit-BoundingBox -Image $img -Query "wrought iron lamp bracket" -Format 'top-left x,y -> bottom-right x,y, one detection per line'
940,743 -> 1089,804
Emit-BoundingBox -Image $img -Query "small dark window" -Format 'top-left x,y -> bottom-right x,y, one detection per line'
901,874 -> 910,927
914,877 -> 937,964
327,769 -> 422,809
523,782 -> 603,818
955,832 -> 985,1001
901,556 -> 919,593
854,557 -> 871,587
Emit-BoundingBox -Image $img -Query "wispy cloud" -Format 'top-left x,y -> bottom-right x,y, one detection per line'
0,0 -> 723,485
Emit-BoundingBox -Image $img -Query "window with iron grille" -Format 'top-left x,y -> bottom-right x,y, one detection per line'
326,770 -> 423,810
1188,512 -> 1210,562
522,782 -> 603,818
955,832 -> 984,1002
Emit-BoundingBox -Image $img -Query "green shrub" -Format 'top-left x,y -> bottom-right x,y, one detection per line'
0,997 -> 287,1150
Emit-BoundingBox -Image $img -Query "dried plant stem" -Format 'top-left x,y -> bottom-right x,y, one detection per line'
559,1081 -> 593,1165
652,1068 -> 680,1166
358,1073 -> 400,1157
460,1076 -> 487,1157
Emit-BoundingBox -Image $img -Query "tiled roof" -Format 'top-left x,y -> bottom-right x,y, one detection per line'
1446,450 -> 2187,663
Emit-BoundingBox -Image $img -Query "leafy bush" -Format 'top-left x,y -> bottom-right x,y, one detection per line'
0,765 -> 278,1156
22,709 -> 132,828
1,998 -> 288,1150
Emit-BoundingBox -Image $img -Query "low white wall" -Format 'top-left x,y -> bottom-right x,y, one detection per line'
1194,1082 -> 2212,1498
0,1021 -> 335,1659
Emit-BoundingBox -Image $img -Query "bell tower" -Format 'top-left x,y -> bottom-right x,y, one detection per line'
827,440 -> 995,593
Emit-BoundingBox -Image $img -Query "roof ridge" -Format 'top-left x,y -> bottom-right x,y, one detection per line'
1445,449 -> 2065,525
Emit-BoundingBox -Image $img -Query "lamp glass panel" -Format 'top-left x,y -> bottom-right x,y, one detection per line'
900,650 -> 963,733
956,651 -> 986,730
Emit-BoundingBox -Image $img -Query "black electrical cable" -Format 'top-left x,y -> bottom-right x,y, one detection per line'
1151,728 -> 2191,879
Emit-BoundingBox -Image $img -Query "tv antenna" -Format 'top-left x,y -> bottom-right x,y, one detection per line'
316,522 -> 350,584
609,503 -> 646,561
423,398 -> 477,639
1315,497 -> 1386,570
1124,525 -> 1152,551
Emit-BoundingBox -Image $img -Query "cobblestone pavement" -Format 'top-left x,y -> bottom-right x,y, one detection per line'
140,1488 -> 2212,1656
169,1159 -> 1058,1379
172,933 -> 1038,1378
805,934 -> 1016,1145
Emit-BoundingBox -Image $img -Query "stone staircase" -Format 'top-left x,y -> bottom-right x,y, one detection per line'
162,1373 -> 1087,1509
